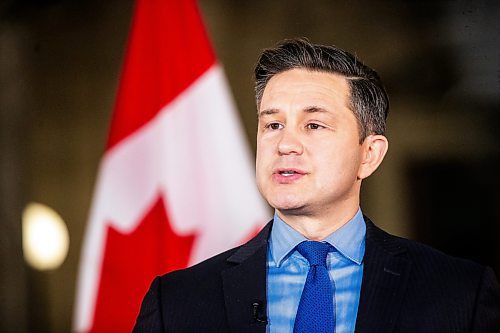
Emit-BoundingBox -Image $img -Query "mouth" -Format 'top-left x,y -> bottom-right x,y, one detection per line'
277,169 -> 304,176
272,168 -> 307,183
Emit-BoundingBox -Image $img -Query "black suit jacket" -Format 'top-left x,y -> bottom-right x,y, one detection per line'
133,218 -> 500,332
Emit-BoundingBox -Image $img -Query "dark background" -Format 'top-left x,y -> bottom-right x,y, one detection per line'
1,0 -> 499,332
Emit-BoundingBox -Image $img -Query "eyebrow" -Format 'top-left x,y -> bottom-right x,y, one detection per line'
258,106 -> 329,117
303,106 -> 329,114
258,108 -> 279,117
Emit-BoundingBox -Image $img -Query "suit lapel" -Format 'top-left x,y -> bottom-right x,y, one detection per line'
355,218 -> 411,332
219,217 -> 410,332
221,222 -> 272,333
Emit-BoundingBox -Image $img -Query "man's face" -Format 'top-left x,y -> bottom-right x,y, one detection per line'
256,68 -> 366,217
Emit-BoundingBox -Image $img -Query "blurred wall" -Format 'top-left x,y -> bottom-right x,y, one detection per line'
0,0 -> 498,332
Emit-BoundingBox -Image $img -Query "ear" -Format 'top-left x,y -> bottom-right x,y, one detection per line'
358,134 -> 389,180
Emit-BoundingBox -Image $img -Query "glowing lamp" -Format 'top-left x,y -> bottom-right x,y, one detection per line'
22,202 -> 70,270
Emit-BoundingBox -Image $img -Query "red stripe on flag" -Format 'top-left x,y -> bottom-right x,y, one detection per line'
107,0 -> 216,150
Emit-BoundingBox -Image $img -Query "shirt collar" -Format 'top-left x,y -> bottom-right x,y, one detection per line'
269,208 -> 366,267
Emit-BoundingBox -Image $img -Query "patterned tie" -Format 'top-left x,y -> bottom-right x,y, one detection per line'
293,241 -> 335,333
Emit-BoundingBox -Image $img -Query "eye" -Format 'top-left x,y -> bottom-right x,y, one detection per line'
306,123 -> 324,130
266,122 -> 283,130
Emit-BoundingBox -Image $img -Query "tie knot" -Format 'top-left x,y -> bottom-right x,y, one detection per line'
296,241 -> 331,267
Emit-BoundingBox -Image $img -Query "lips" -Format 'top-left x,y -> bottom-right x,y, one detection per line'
276,168 -> 305,176
272,168 -> 307,183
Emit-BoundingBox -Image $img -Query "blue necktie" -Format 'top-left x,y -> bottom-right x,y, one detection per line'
293,241 -> 335,333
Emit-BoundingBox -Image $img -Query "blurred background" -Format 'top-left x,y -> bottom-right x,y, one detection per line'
1,0 -> 499,332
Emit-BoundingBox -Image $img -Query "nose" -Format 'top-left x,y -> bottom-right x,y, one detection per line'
277,128 -> 303,155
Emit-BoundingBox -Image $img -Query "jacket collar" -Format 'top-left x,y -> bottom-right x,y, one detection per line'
354,216 -> 411,332
222,221 -> 272,333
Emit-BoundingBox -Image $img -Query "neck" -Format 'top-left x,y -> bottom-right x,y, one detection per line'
277,204 -> 359,241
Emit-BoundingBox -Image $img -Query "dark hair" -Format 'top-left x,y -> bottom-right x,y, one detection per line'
254,38 -> 389,141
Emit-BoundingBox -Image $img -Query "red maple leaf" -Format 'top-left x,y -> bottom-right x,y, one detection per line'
89,196 -> 196,332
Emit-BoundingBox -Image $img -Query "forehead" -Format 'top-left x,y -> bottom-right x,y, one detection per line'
260,68 -> 350,110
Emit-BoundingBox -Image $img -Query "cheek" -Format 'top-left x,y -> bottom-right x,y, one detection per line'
314,143 -> 362,176
255,148 -> 267,181
256,140 -> 272,164
255,157 -> 269,196
255,148 -> 263,170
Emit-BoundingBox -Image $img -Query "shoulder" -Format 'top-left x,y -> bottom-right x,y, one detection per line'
157,245 -> 240,295
364,216 -> 499,302
157,220 -> 272,291
365,216 -> 487,275
133,246 -> 247,332
363,217 -> 500,331
167,245 -> 238,275
144,223 -> 271,328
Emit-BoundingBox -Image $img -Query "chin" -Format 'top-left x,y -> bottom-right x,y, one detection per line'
269,198 -> 308,215
262,188 -> 309,212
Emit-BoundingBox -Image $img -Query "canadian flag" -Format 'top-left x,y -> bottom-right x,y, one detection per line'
72,0 -> 269,332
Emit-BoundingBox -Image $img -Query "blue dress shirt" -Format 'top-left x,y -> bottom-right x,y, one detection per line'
266,209 -> 366,333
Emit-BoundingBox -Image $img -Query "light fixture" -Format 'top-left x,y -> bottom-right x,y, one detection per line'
22,202 -> 70,270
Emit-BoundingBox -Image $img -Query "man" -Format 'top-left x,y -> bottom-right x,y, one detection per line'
133,38 -> 500,332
